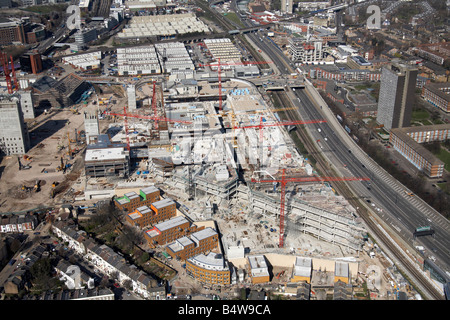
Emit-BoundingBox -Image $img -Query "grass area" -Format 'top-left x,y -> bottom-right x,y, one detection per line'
223,12 -> 245,28
412,109 -> 430,121
21,4 -> 68,14
435,147 -> 450,171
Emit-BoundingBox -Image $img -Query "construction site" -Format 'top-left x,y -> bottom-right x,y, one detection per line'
0,38 -> 418,300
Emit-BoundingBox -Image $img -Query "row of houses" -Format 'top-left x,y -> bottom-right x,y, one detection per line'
51,221 -> 166,299
0,214 -> 38,233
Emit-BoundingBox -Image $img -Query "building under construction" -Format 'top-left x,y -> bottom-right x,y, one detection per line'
84,134 -> 130,178
238,184 -> 367,252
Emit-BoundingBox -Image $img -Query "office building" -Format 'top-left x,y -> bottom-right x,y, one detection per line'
0,18 -> 26,45
84,134 -> 130,178
376,62 -> 418,131
0,97 -> 30,155
75,28 -> 98,45
31,73 -> 91,108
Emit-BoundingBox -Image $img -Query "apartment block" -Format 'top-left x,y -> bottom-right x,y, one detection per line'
144,215 -> 203,248
166,227 -> 219,261
248,255 -> 270,284
186,253 -> 231,286
291,257 -> 312,284
334,261 -> 350,284
126,198 -> 176,229
115,186 -> 160,212
389,125 -> 450,178
377,62 -> 418,131
422,82 -> 450,113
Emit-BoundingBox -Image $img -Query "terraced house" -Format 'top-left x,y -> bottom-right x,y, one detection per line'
51,222 -> 166,299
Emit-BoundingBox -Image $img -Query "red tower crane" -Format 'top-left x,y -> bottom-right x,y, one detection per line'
10,55 -> 19,92
151,80 -> 158,130
199,59 -> 273,111
251,169 -> 370,248
0,52 -> 14,94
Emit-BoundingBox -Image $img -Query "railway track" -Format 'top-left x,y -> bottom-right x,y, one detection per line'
274,90 -> 444,300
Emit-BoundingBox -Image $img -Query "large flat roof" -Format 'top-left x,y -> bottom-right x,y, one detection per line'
155,215 -> 188,233
151,198 -> 175,209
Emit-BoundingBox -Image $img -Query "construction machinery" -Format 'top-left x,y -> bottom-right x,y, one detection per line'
34,180 -> 41,192
50,181 -> 58,198
21,184 -> 33,192
18,157 -> 31,170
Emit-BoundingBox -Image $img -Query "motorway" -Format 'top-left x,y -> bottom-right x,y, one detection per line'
223,2 -> 450,296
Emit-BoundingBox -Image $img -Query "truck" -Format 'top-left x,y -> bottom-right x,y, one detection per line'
413,226 -> 435,239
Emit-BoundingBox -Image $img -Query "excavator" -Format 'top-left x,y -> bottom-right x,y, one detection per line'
33,180 -> 41,192
50,181 -> 58,198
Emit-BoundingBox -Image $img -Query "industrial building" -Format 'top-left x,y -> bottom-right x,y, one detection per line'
31,73 -> 91,108
203,38 -> 242,65
389,125 -> 450,178
84,134 -> 130,179
117,46 -> 161,76
0,97 -> 30,155
117,13 -> 210,39
62,52 -> 102,71
155,42 -> 195,76
376,62 -> 418,131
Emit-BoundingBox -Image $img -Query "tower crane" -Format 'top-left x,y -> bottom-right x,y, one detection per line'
251,169 -> 370,248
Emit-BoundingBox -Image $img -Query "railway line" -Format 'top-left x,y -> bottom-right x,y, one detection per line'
273,90 -> 444,300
